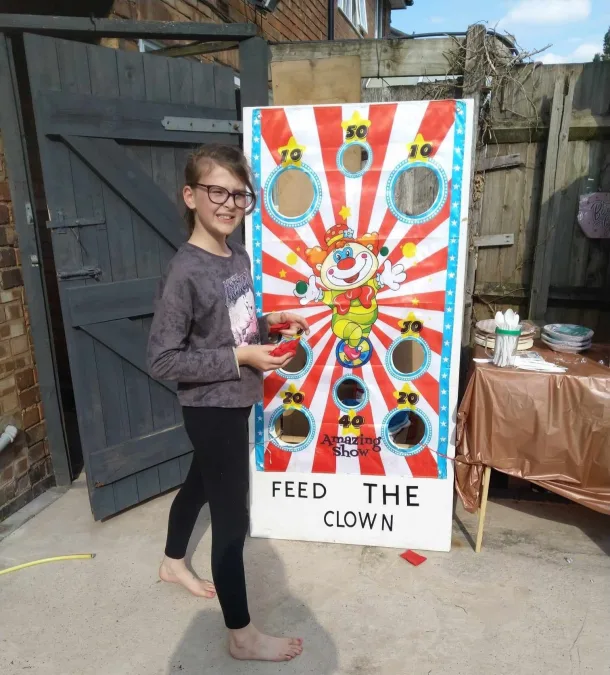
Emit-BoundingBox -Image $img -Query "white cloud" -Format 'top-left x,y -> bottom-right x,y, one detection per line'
540,42 -> 600,64
501,0 -> 591,25
429,16 -> 444,24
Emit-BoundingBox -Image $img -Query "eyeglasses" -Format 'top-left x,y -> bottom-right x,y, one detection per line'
195,183 -> 255,209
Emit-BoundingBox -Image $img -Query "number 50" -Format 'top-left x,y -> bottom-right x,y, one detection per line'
345,124 -> 369,141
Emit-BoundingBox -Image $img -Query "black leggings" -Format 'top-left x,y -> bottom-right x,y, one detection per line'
165,406 -> 251,630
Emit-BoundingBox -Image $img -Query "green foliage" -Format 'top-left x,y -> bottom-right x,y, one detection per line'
593,26 -> 610,62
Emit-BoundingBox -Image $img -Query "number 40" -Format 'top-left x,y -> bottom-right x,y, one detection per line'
339,414 -> 364,429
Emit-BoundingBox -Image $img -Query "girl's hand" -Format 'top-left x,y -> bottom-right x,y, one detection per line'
266,311 -> 310,337
236,344 -> 294,372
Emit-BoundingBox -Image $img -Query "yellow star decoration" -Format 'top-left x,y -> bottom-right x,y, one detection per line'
341,110 -> 372,143
279,269 -> 287,279
339,205 -> 352,220
286,252 -> 298,266
397,311 -> 423,337
296,246 -> 301,252
407,133 -> 434,163
394,383 -> 418,411
281,384 -> 305,410
278,136 -> 306,167
402,242 -> 417,259
412,297 -> 420,306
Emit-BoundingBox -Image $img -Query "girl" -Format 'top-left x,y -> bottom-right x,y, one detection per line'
147,144 -> 308,662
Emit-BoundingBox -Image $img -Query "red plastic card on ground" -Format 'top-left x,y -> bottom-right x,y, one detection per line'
401,550 -> 427,566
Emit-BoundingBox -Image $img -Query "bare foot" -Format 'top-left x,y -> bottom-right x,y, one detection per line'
229,623 -> 303,662
159,556 -> 216,599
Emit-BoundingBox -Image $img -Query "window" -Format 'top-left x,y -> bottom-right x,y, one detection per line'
138,39 -> 163,53
338,0 -> 369,35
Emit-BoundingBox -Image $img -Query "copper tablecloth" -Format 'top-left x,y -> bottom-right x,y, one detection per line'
455,343 -> 610,515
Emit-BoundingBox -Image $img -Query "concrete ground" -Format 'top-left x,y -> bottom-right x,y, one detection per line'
0,479 -> 609,675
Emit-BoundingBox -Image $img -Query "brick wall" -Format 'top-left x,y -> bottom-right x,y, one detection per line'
112,0 -> 330,70
112,1 -> 393,66
0,134 -> 52,522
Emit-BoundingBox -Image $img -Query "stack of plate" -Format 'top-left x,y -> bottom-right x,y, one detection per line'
474,319 -> 536,351
541,324 -> 593,353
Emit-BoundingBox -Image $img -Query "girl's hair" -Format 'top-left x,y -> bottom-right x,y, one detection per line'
184,144 -> 256,234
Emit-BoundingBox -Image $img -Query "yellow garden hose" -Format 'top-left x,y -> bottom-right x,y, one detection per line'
0,553 -> 95,576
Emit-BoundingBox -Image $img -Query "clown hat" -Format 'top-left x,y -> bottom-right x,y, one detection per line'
325,224 -> 355,251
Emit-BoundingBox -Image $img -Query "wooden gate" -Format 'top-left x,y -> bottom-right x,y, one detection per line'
24,33 -> 243,519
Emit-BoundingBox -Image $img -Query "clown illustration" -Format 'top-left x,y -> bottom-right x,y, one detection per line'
294,225 -> 406,366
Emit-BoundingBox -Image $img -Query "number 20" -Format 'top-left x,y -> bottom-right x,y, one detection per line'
397,392 -> 419,406
283,391 -> 304,405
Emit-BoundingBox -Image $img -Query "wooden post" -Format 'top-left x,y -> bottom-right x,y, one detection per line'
528,74 -> 575,320
475,465 -> 492,553
461,24 -> 486,349
239,36 -> 269,110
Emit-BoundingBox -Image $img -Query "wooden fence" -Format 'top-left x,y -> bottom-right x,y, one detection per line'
472,62 -> 610,339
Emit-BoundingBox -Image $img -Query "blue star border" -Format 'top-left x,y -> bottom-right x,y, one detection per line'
436,100 -> 467,479
250,110 -> 266,470
249,103 -> 468,477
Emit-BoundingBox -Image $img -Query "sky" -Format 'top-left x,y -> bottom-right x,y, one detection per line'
391,0 -> 610,64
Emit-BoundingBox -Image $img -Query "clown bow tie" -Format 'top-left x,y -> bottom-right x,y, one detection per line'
335,286 -> 375,314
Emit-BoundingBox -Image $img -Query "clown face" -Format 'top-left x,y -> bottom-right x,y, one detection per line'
319,242 -> 380,291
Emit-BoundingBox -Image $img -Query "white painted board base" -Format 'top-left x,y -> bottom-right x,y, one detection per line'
249,451 -> 454,552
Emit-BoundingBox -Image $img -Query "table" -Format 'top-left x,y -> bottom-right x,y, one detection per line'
455,342 -> 610,552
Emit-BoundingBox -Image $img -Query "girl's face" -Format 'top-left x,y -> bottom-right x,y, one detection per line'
183,162 -> 247,239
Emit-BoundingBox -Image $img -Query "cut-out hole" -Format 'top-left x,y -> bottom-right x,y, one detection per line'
273,408 -> 311,445
336,378 -> 366,408
391,339 -> 427,375
341,144 -> 366,173
280,342 -> 308,374
393,166 -> 439,217
338,141 -> 372,177
387,410 -> 426,449
271,169 -> 315,218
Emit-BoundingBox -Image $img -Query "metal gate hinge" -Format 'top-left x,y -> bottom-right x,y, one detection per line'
162,116 -> 242,134
25,202 -> 34,225
57,266 -> 101,281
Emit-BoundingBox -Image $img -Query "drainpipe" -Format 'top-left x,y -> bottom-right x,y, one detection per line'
328,0 -> 335,40
0,425 -> 18,453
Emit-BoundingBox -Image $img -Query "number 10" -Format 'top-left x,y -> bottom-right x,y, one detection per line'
409,142 -> 433,158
